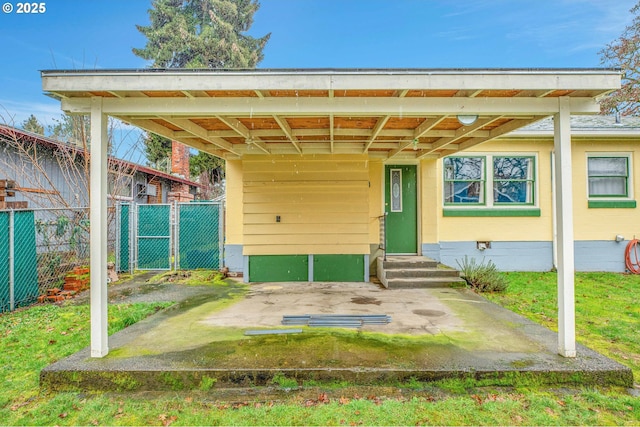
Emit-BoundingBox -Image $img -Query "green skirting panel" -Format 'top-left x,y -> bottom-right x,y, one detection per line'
314,255 -> 364,282
249,255 -> 308,282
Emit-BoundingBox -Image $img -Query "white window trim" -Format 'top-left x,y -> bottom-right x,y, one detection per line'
443,152 -> 539,209
586,152 -> 633,201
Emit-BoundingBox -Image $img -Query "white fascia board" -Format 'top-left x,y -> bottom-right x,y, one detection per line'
61,96 -> 601,116
42,69 -> 620,92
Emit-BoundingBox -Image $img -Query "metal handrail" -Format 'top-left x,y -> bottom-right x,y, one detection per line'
378,212 -> 388,261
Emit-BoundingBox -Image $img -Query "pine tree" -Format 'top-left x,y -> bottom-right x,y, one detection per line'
144,133 -> 173,172
21,114 -> 45,135
134,0 -> 270,191
133,0 -> 270,68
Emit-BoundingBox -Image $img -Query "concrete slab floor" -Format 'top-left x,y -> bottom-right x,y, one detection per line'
41,280 -> 633,391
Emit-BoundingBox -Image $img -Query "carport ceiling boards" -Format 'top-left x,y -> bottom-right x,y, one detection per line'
41,68 -> 620,160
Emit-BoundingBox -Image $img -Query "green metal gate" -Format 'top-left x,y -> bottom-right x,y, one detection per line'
176,202 -> 222,269
136,204 -> 172,270
116,202 -> 223,272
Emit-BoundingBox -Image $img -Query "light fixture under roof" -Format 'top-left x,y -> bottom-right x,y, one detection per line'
457,115 -> 478,126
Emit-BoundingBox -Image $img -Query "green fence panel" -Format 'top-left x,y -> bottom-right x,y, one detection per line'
137,204 -> 171,270
13,211 -> 38,307
0,212 -> 8,312
178,203 -> 220,269
118,204 -> 130,273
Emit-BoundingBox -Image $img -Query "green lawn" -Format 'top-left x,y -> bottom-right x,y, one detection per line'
0,272 -> 639,425
484,272 -> 640,379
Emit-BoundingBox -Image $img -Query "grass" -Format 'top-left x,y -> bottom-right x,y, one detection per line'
0,272 -> 639,425
147,269 -> 227,286
484,271 -> 640,379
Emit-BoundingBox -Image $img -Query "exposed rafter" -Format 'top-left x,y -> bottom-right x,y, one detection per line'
363,116 -> 390,153
456,117 -> 547,152
42,69 -> 620,160
418,117 -> 502,158
216,115 -> 270,154
387,116 -> 447,160
272,115 -> 302,154
123,117 -> 226,158
162,116 -> 241,155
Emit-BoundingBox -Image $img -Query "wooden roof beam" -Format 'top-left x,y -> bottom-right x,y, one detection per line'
273,115 -> 302,154
363,116 -> 390,153
456,116 -> 547,152
515,89 -> 557,98
387,116 -> 447,160
163,116 -> 240,155
216,115 -> 270,154
418,117 -> 501,158
455,89 -> 483,97
123,117 -> 226,158
60,96 -> 602,115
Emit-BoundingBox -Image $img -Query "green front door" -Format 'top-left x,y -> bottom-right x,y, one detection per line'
385,165 -> 418,254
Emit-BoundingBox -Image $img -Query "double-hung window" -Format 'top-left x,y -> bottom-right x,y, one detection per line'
493,156 -> 534,204
587,154 -> 635,208
444,157 -> 485,204
443,154 -> 538,216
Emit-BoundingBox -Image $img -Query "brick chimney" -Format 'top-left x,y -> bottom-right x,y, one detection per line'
167,141 -> 195,202
171,141 -> 190,179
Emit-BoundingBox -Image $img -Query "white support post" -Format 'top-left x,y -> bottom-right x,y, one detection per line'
90,97 -> 109,358
553,97 -> 576,358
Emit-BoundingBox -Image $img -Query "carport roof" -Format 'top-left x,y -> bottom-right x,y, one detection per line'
41,68 -> 621,160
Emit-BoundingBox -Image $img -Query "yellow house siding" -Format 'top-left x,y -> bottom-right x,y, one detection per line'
438,139 -> 554,242
573,139 -> 639,240
421,158 -> 440,245
225,159 -> 243,245
368,160 -> 384,244
242,155 -> 370,256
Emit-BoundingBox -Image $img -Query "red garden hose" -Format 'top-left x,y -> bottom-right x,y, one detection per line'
625,239 -> 640,274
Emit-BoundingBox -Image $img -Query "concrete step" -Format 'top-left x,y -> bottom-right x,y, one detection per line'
381,256 -> 438,269
386,277 -> 467,289
384,268 -> 461,279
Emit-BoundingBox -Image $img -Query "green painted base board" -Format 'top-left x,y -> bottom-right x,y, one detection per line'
249,255 -> 308,282
443,208 -> 541,217
588,200 -> 637,209
314,255 -> 364,282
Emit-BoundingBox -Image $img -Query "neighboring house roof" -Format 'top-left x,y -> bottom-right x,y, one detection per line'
0,124 -> 200,188
512,115 -> 640,138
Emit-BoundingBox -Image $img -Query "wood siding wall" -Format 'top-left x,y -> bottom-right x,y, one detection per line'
242,155 -> 370,255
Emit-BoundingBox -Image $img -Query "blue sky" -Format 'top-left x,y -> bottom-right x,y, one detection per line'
0,0 -> 636,158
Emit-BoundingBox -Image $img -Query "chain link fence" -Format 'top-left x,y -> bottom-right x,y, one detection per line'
117,201 -> 223,273
176,202 -> 222,270
1,206 -> 117,312
2,201 -> 221,312
33,208 -> 91,291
